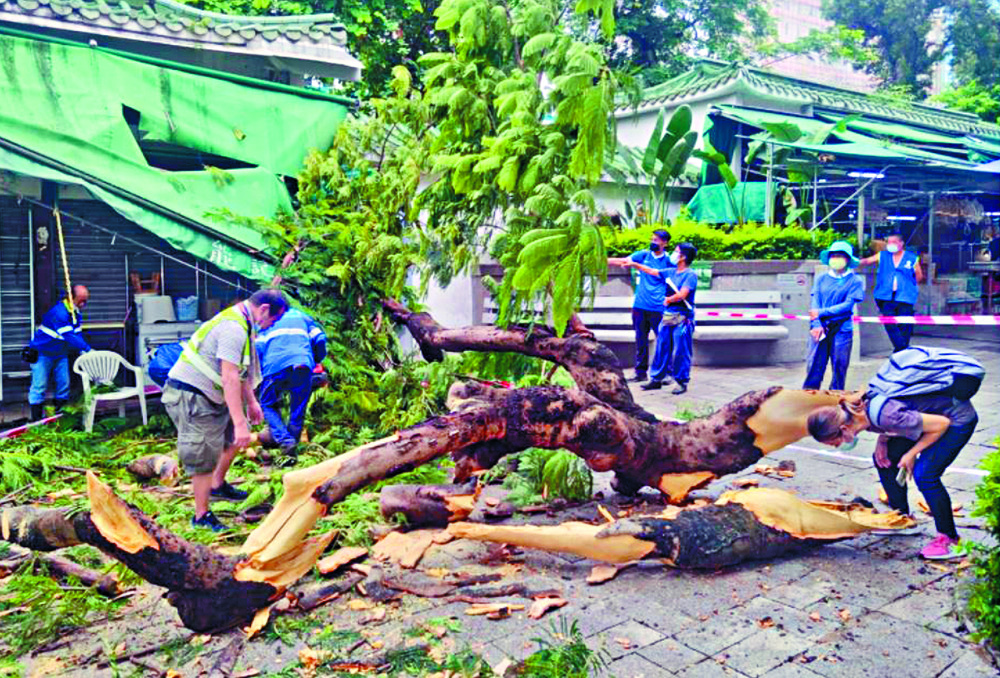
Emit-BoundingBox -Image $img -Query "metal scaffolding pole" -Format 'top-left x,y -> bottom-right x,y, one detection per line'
857,191 -> 866,253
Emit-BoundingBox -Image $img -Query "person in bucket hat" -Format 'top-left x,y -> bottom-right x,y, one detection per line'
803,240 -> 864,391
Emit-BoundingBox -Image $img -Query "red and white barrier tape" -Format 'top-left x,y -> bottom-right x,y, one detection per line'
695,311 -> 1000,326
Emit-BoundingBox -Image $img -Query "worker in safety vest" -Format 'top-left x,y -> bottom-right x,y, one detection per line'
858,231 -> 924,352
255,308 -> 327,465
162,289 -> 287,531
27,285 -> 92,421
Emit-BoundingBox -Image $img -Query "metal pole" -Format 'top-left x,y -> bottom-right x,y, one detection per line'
765,142 -> 774,227
857,190 -> 866,253
928,192 -> 935,282
812,166 -> 818,229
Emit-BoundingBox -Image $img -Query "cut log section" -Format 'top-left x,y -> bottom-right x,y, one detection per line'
449,488 -> 915,569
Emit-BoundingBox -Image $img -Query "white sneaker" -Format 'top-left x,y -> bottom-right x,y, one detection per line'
872,515 -> 923,536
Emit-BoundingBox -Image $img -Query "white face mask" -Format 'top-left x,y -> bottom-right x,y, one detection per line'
669,252 -> 681,265
886,243 -> 901,254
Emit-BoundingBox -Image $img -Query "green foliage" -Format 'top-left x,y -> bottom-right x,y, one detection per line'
603,218 -> 847,261
605,105 -> 700,226
819,0 -> 1000,96
499,447 -> 593,505
521,617 -> 609,676
0,563 -> 126,659
595,0 -> 771,87
932,81 -> 1000,125
966,437 -> 1000,649
178,0 -> 446,100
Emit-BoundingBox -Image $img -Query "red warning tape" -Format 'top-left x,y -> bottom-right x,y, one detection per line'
695,312 -> 1000,326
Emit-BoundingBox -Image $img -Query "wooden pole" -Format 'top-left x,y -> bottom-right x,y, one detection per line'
52,209 -> 75,322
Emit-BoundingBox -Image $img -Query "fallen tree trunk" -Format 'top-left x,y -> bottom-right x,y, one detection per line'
448,488 -> 916,569
1,303 -> 868,631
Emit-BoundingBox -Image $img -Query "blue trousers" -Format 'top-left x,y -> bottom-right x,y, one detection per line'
631,308 -> 663,377
803,330 -> 852,390
876,298 -> 914,352
259,366 -> 313,449
28,354 -> 69,405
650,316 -> 694,385
876,414 -> 977,540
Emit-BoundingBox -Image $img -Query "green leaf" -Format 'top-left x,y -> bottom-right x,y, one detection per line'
523,33 -> 557,59
642,111 -> 665,174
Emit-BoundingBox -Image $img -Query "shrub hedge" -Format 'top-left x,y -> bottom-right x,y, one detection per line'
603,218 -> 856,261
967,439 -> 1000,653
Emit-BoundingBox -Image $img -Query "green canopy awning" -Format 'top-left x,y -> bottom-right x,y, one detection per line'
815,113 -> 963,145
687,182 -> 768,224
0,31 -> 350,280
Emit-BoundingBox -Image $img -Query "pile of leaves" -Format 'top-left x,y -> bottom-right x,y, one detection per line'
966,435 -> 1000,654
603,217 -> 849,261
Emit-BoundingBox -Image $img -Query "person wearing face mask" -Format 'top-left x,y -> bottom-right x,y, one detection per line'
806,350 -> 982,560
608,230 -> 674,382
26,285 -> 92,421
858,231 -> 924,352
162,289 -> 288,531
633,242 -> 698,394
803,241 -> 864,391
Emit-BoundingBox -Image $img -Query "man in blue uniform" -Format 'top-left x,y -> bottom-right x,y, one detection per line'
803,241 -> 865,390
635,242 -> 698,394
256,308 -> 327,464
608,229 -> 674,382
858,232 -> 923,352
27,285 -> 92,421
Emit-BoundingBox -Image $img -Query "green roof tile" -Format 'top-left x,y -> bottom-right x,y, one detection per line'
0,0 -> 349,47
628,60 -> 1000,140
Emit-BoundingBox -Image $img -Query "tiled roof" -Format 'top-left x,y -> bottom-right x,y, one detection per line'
624,61 -> 1000,140
0,0 -> 348,48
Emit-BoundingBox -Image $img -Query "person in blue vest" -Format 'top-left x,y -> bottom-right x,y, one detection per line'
803,241 -> 865,390
636,242 -> 698,395
858,232 -> 924,352
607,229 -> 674,382
27,285 -> 92,421
255,308 -> 327,465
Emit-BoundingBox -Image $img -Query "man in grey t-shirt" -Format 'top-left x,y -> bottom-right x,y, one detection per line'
162,289 -> 288,531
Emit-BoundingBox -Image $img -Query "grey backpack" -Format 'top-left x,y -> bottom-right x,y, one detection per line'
867,346 -> 985,427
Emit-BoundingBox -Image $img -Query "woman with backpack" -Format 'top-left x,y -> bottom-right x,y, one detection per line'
805,347 -> 984,560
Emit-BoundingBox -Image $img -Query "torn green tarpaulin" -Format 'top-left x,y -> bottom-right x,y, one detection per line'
815,113 -> 964,145
0,31 -> 349,279
687,182 -> 768,224
0,145 -> 275,281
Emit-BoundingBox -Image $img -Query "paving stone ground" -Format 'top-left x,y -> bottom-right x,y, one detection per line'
24,337 -> 999,678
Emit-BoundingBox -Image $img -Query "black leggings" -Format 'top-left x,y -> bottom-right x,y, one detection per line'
876,415 -> 977,540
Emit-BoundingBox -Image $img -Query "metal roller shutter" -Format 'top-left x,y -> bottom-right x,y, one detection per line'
0,196 -> 33,404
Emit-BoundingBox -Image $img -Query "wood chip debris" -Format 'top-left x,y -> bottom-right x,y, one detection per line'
465,603 -> 524,619
528,597 -> 567,619
597,504 -> 615,523
731,478 -> 759,488
756,616 -> 775,629
754,460 -> 796,478
317,547 -> 368,575
586,562 -> 635,584
371,530 -> 441,569
242,606 -> 271,639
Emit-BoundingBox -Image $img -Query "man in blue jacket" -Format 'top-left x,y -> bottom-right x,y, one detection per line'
803,242 -> 865,390
858,232 -> 923,352
255,307 -> 326,463
27,285 -> 92,421
607,229 -> 675,382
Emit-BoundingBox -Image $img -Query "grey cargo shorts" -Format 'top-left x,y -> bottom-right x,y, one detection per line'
162,384 -> 233,475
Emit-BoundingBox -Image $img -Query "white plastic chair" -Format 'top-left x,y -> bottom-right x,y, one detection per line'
73,351 -> 148,433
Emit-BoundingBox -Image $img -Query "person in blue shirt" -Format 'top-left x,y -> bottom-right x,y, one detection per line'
607,229 -> 674,382
255,307 -> 327,464
857,232 -> 924,352
633,242 -> 698,394
803,241 -> 865,390
27,285 -> 92,421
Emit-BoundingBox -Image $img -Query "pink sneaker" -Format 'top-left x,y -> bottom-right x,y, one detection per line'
920,534 -> 962,560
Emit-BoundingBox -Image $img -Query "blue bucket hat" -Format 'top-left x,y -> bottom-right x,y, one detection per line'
820,240 -> 859,268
